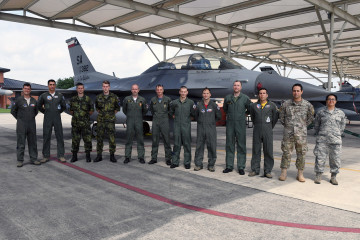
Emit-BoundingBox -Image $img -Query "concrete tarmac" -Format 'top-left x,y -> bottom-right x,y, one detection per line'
0,113 -> 359,239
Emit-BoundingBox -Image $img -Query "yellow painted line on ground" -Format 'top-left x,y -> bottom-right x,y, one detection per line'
216,149 -> 360,172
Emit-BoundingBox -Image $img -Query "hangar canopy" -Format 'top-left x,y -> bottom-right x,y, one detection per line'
1,0 -> 360,82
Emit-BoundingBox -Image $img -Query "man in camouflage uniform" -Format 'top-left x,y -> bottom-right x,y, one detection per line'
11,83 -> 40,167
249,88 -> 278,178
69,82 -> 94,163
148,84 -> 172,165
169,86 -> 195,169
279,83 -> 314,182
37,79 -> 66,163
123,84 -> 148,164
194,87 -> 221,172
94,80 -> 120,163
313,94 -> 346,185
223,80 -> 251,175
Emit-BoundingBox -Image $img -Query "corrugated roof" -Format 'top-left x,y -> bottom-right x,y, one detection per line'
0,0 -> 359,81
4,78 -> 48,90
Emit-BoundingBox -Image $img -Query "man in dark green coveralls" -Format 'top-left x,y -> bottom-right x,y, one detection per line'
223,80 -> 251,175
169,86 -> 195,169
11,83 -> 40,167
69,82 -> 94,163
123,84 -> 148,164
194,87 -> 221,172
94,80 -> 120,163
37,79 -> 66,163
249,88 -> 278,178
148,84 -> 172,165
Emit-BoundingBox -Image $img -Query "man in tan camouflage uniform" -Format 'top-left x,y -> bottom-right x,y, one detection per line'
94,81 -> 120,163
279,83 -> 314,182
69,82 -> 94,163
313,94 -> 346,185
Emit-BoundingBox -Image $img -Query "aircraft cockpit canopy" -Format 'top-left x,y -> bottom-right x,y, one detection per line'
143,53 -> 244,74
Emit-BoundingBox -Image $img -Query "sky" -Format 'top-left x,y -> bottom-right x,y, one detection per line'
0,17 -> 358,91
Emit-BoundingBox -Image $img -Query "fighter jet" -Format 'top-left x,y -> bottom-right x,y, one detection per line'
0,88 -> 13,96
66,37 -> 329,132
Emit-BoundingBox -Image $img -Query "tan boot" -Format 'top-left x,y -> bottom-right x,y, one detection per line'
278,168 -> 287,181
296,169 -> 306,182
330,173 -> 338,185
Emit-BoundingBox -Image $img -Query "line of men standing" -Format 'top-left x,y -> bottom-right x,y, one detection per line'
12,80 -> 346,185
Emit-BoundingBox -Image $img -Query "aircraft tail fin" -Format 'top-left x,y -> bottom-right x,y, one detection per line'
66,37 -> 96,82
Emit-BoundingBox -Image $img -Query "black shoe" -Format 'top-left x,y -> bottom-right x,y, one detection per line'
148,159 -> 157,164
94,154 -> 102,162
70,153 -> 78,163
139,158 -> 145,164
110,154 -> 117,163
124,158 -> 130,164
185,164 -> 190,169
166,160 -> 171,166
239,169 -> 245,175
170,164 -> 178,169
86,152 -> 91,162
223,168 -> 233,173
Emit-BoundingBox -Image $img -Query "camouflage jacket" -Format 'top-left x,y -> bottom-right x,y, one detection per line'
314,107 -> 346,144
123,95 -> 148,119
69,95 -> 94,126
95,92 -> 120,122
150,95 -> 171,120
279,99 -> 314,136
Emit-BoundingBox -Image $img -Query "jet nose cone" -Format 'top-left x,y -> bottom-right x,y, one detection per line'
255,73 -> 329,100
0,89 -> 13,96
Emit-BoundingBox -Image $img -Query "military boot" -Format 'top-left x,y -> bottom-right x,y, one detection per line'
330,173 -> 338,185
70,152 -> 78,163
86,152 -> 91,162
110,153 -> 117,163
314,173 -> 322,184
94,154 -> 103,162
278,168 -> 287,181
296,169 -> 306,182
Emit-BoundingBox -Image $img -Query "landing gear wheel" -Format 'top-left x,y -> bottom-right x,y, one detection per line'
143,121 -> 150,135
92,123 -> 97,138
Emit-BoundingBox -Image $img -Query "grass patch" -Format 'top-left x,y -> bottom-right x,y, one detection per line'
0,109 -> 11,113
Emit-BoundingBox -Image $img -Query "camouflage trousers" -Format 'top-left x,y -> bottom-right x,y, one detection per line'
71,124 -> 92,153
313,141 -> 341,174
97,121 -> 116,154
280,134 -> 308,170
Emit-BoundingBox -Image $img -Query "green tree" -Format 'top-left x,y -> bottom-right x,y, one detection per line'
56,77 -> 74,89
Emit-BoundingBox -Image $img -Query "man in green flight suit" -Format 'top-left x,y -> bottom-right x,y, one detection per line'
194,87 -> 222,172
170,86 -> 195,169
94,80 -> 120,163
37,79 -> 66,163
148,84 -> 172,165
123,84 -> 148,164
248,88 -> 278,178
223,80 -> 251,175
69,82 -> 94,163
11,83 -> 40,167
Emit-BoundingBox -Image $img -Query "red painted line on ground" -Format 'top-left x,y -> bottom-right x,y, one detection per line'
53,159 -> 360,233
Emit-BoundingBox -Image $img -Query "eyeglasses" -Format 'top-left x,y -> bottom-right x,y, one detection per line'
327,98 -> 336,101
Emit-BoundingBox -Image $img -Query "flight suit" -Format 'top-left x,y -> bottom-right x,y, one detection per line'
223,93 -> 251,170
95,93 -> 120,154
170,98 -> 195,166
69,95 -> 94,153
37,92 -> 66,158
194,100 -> 222,168
11,96 -> 38,163
150,95 -> 172,162
249,101 -> 278,174
123,95 -> 148,159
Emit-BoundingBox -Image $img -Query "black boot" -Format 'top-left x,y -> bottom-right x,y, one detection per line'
70,152 -> 78,163
110,153 -> 117,163
94,154 -> 102,162
86,152 -> 91,162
